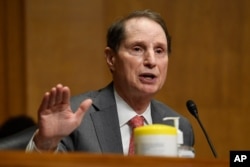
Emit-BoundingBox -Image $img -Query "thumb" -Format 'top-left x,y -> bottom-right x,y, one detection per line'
75,98 -> 93,120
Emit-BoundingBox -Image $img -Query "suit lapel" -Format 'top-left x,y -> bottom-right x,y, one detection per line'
151,101 -> 165,124
90,83 -> 123,153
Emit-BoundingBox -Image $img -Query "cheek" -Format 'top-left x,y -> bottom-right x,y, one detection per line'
163,64 -> 168,74
161,57 -> 168,69
121,58 -> 141,73
160,60 -> 168,78
114,59 -> 135,78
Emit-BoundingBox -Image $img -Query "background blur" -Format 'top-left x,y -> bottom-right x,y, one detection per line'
0,0 -> 249,158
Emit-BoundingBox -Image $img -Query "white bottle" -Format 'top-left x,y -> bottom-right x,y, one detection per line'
163,117 -> 195,158
162,117 -> 183,147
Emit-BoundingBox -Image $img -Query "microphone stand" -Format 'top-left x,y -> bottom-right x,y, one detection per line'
194,114 -> 218,158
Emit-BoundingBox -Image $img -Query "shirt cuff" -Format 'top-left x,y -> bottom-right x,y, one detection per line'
25,129 -> 59,153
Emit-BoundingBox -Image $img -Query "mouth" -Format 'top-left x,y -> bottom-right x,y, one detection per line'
140,73 -> 156,79
139,73 -> 157,83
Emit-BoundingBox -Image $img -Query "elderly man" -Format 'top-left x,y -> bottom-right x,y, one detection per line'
26,10 -> 194,155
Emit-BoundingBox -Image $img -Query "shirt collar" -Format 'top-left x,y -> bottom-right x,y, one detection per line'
114,89 -> 152,127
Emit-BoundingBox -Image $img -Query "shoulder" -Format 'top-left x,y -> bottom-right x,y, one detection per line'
152,99 -> 190,125
70,90 -> 98,111
70,83 -> 114,111
151,99 -> 182,117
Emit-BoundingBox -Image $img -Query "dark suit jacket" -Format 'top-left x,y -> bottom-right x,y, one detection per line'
59,83 -> 194,154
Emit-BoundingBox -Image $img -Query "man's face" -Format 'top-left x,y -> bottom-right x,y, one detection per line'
107,17 -> 169,98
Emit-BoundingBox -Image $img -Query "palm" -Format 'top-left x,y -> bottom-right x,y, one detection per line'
39,104 -> 78,138
35,84 -> 92,150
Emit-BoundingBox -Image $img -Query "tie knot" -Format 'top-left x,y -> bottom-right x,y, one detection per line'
129,115 -> 144,129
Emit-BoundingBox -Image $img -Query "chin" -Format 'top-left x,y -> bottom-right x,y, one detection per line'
140,88 -> 159,96
143,84 -> 160,91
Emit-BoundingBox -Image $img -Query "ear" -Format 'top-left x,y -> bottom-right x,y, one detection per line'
104,47 -> 116,72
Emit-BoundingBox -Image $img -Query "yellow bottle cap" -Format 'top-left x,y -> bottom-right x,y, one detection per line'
134,124 -> 177,136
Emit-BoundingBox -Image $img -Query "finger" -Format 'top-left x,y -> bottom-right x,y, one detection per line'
75,99 -> 93,123
62,86 -> 71,104
79,99 -> 92,112
48,87 -> 57,107
38,92 -> 50,113
55,84 -> 64,104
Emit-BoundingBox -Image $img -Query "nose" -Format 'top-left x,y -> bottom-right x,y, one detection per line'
143,50 -> 156,68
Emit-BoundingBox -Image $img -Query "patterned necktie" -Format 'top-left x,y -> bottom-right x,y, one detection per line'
128,115 -> 144,155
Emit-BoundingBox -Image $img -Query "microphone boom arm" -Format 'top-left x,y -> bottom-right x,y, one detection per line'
195,115 -> 218,158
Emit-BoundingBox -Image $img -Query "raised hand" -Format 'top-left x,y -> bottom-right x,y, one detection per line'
34,84 -> 92,151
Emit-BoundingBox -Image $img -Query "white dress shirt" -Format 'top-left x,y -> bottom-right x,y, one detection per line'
114,90 -> 152,155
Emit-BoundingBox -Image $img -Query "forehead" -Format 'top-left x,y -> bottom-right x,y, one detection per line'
123,17 -> 167,43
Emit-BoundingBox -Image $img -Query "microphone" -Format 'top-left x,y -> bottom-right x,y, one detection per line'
186,100 -> 218,158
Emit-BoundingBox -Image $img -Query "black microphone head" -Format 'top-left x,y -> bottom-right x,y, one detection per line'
186,100 -> 199,118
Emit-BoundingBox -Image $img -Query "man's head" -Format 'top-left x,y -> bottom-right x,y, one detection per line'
105,10 -> 170,102
106,10 -> 171,54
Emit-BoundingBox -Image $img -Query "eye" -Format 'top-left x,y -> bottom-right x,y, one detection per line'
129,46 -> 144,56
155,48 -> 164,54
133,46 -> 143,52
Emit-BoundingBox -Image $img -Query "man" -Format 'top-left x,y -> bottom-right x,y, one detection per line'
26,10 -> 194,154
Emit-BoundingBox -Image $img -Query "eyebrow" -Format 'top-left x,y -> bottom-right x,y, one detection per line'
127,40 -> 167,46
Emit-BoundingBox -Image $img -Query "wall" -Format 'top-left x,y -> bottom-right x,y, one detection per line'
0,0 -> 26,121
0,0 -> 249,158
